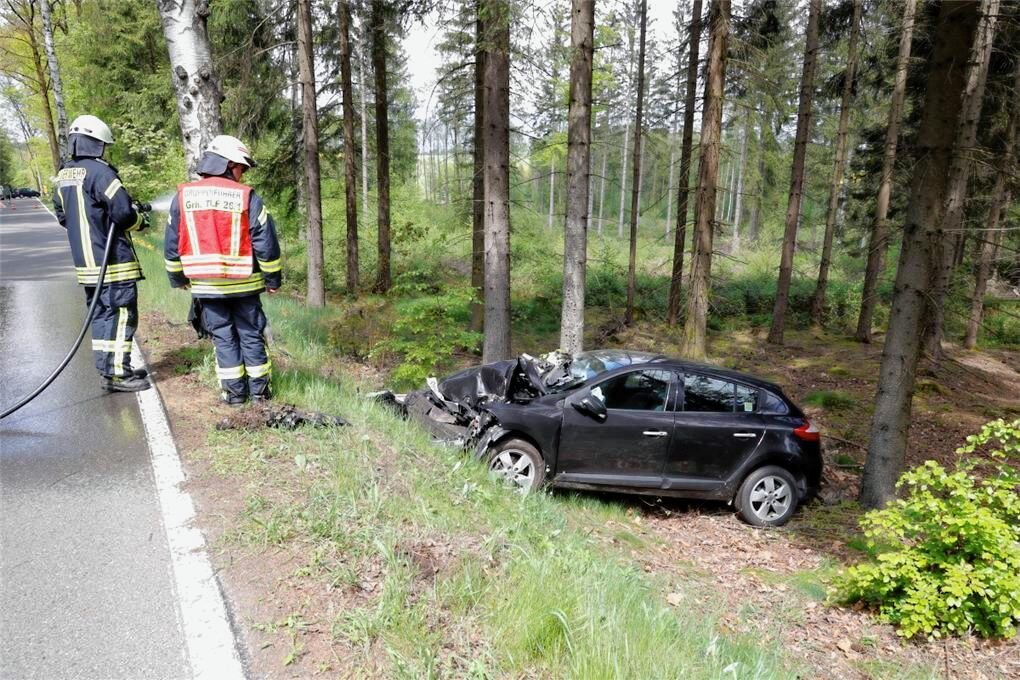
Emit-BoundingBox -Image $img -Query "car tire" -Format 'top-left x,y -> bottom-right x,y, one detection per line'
485,438 -> 546,494
735,465 -> 800,527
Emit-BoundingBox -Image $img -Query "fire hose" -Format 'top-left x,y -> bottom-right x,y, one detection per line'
0,203 -> 151,420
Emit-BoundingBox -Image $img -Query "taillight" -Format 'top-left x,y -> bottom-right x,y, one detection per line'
794,420 -> 820,442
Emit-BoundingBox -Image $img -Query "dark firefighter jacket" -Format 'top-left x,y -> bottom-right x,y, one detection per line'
164,178 -> 281,298
54,158 -> 145,285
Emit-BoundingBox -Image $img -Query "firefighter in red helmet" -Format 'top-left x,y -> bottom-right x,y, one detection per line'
164,135 -> 282,406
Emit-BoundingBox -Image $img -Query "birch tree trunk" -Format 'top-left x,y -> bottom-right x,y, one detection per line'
921,0 -> 998,360
856,0 -> 917,342
809,0 -> 861,326
157,0 -> 223,179
296,0 -> 324,307
371,0 -> 392,292
767,0 -> 820,345
859,1 -> 980,509
964,62 -> 1020,349
625,0 -> 648,326
481,0 -> 512,362
618,118 -> 630,239
39,0 -> 67,161
470,3 -> 486,333
667,0 -> 702,326
339,0 -> 359,295
681,0 -> 728,360
559,0 -> 595,355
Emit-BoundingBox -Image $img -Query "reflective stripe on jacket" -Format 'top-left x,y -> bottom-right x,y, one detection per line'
54,158 -> 145,285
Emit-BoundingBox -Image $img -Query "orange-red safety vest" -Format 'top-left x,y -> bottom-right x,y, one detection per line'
176,176 -> 254,279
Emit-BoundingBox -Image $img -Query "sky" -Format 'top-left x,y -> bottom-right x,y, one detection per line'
403,1 -> 683,124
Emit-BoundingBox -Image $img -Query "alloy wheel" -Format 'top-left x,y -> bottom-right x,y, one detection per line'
748,475 -> 791,522
488,448 -> 536,493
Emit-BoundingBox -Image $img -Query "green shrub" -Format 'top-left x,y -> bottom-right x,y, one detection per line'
371,285 -> 481,389
833,419 -> 1020,640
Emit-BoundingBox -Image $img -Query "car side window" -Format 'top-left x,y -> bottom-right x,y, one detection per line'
735,384 -> 759,412
683,374 -> 737,412
593,369 -> 672,411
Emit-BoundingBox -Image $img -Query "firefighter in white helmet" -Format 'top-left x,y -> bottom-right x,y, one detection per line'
164,135 -> 282,406
54,114 -> 151,392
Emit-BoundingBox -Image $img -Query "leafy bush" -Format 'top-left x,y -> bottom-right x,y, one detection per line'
371,284 -> 481,389
833,419 -> 1020,639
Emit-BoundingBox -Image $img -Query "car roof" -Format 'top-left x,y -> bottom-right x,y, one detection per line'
579,349 -> 784,394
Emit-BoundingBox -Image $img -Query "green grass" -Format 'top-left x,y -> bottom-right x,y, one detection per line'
132,232 -> 800,678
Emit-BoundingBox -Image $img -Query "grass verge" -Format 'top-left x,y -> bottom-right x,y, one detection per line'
133,233 -> 797,678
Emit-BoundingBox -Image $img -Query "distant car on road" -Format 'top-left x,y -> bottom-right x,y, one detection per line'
16,188 -> 41,198
395,349 -> 823,527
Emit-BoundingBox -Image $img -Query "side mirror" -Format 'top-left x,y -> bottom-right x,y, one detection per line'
571,389 -> 607,421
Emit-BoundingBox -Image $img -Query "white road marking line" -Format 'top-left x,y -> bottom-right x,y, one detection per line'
35,197 -> 58,219
132,341 -> 246,680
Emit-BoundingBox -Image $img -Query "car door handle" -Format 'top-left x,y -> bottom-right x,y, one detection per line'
733,432 -> 758,439
643,430 -> 669,437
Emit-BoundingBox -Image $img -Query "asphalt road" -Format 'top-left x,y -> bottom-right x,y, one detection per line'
0,198 -> 192,679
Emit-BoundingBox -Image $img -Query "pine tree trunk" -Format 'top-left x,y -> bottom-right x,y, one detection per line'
587,116 -> 597,234
810,0 -> 861,327
39,0 -> 67,161
470,4 -> 486,333
730,114 -> 749,253
964,63 -> 1020,349
665,117 -> 677,236
618,120 -> 630,239
296,0 -> 324,307
157,0 -> 223,179
339,0 -> 359,295
559,0 -> 595,355
681,0 -> 728,359
859,0 -> 981,509
547,156 -> 556,229
359,48 -> 370,231
625,0 -> 648,326
748,108 -> 767,243
667,0 -> 702,327
767,0 -> 820,345
597,134 -> 608,236
481,0 -> 512,362
856,0 -> 917,342
921,0 -> 998,360
371,0 -> 392,292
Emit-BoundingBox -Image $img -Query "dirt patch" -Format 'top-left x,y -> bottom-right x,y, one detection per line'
629,508 -> 1020,680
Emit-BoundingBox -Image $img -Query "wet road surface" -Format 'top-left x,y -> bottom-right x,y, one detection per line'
0,198 -> 191,679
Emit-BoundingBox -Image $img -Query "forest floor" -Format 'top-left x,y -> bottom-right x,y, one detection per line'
138,304 -> 1020,680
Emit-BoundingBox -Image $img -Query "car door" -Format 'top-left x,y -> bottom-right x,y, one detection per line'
555,368 -> 677,488
663,373 -> 766,487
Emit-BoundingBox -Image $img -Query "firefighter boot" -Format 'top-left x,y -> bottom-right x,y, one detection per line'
102,374 -> 151,392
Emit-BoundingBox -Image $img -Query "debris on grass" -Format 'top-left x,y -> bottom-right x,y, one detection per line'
216,403 -> 349,431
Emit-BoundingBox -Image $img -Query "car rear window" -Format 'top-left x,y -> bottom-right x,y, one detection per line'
683,374 -> 761,413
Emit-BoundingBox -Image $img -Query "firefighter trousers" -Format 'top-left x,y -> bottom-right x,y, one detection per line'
199,295 -> 271,398
84,282 -> 137,378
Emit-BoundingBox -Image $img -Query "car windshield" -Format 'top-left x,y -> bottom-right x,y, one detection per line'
547,350 -> 661,393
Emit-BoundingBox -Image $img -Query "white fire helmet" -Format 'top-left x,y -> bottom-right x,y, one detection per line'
205,135 -> 257,168
69,114 -> 114,144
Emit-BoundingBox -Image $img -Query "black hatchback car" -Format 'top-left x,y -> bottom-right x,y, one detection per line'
421,350 -> 822,526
